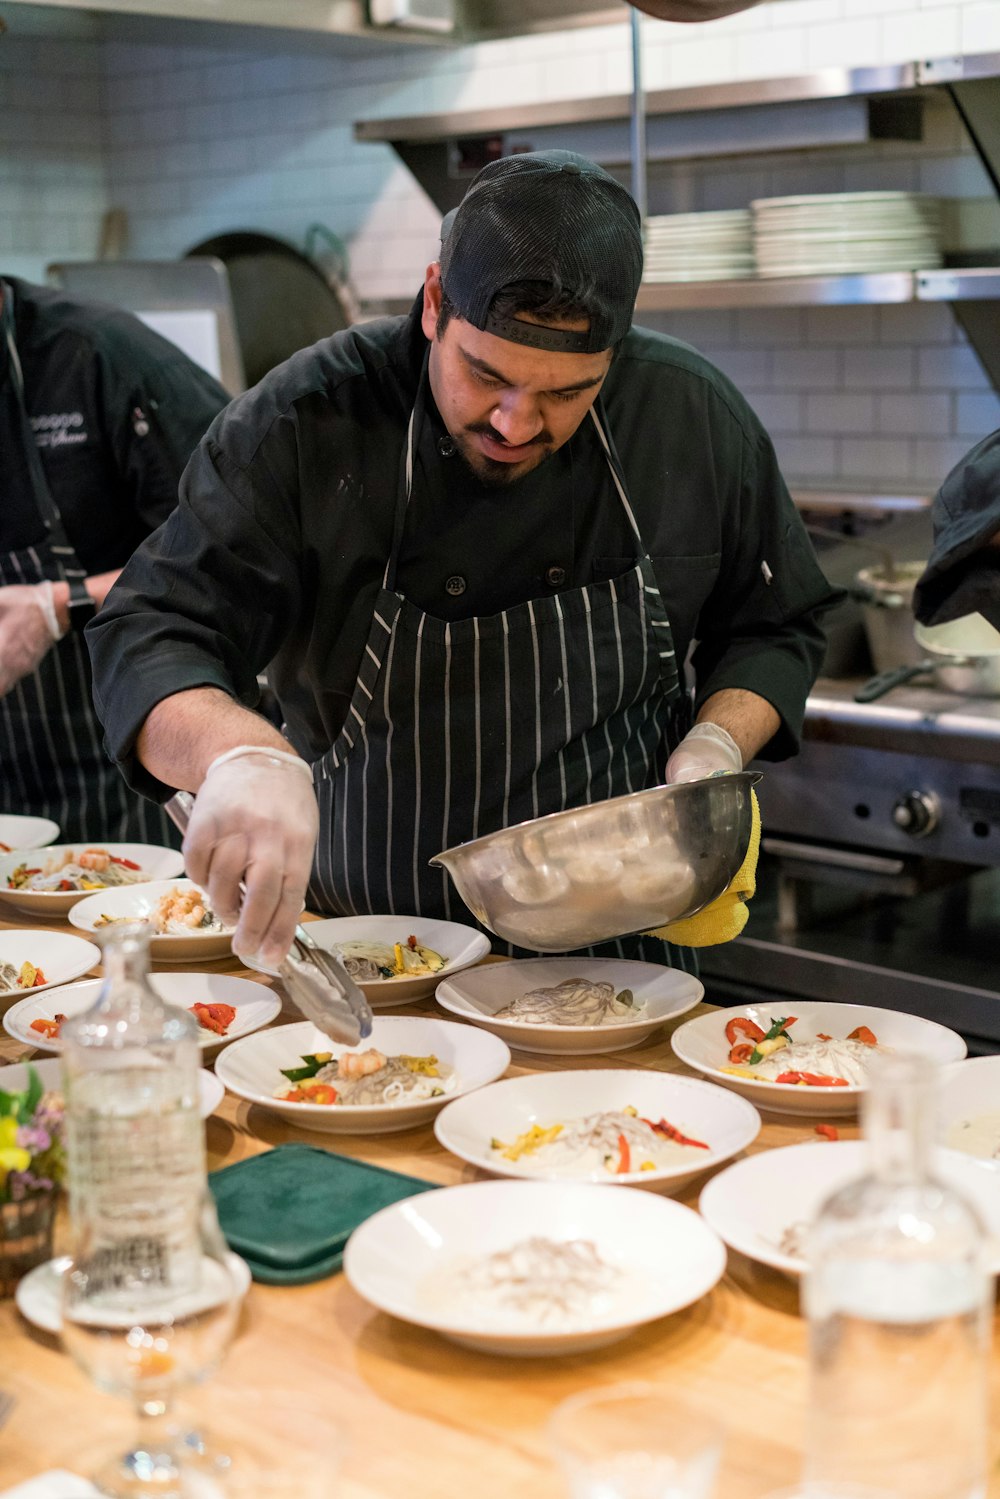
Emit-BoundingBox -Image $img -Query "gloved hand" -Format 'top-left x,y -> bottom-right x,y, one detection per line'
0,581 -> 63,697
182,746 -> 319,972
665,721 -> 743,784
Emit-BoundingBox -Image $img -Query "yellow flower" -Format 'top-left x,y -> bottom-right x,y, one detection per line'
0,1116 -> 31,1177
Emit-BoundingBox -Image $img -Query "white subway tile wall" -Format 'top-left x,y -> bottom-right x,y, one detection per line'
4,0 -> 1000,494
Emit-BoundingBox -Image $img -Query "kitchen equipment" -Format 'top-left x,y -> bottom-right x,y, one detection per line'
853,560 -> 928,674
185,231 -> 351,388
855,612 -> 1000,702
430,772 -> 759,952
164,791 -> 372,1047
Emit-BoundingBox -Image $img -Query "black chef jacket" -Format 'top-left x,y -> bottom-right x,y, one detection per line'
2,277 -> 229,571
914,427 -> 1000,631
89,295 -> 842,801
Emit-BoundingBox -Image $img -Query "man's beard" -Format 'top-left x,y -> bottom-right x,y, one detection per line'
452,423 -> 555,488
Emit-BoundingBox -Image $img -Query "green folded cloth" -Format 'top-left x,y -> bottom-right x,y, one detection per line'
208,1141 -> 439,1285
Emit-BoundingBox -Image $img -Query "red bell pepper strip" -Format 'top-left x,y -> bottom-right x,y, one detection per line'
725,1016 -> 765,1046
774,1070 -> 850,1087
616,1133 -> 631,1174
815,1124 -> 840,1141
847,1025 -> 878,1046
728,1043 -> 754,1065
644,1117 -> 710,1150
30,1015 -> 62,1039
110,856 -> 141,870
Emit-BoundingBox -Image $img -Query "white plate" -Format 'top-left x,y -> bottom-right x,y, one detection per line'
435,957 -> 702,1055
214,1016 -> 511,1135
0,843 -> 186,916
304,914 -> 492,1005
0,1056 -> 224,1120
344,1179 -> 726,1356
434,1068 -> 760,1193
937,1056 -> 1000,1162
3,973 -> 281,1054
15,1250 -> 251,1335
699,1140 -> 1000,1277
0,815 -> 59,852
671,1002 -> 966,1116
68,879 -> 235,962
0,930 -> 100,1004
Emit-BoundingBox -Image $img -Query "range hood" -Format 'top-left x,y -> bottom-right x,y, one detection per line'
0,0 -> 628,44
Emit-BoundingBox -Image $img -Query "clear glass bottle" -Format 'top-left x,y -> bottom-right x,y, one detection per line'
803,1051 -> 993,1499
60,923 -> 206,1299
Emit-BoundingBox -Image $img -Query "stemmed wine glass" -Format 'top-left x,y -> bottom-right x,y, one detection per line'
61,1193 -> 242,1499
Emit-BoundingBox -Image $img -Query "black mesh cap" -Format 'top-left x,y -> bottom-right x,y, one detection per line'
439,150 -> 643,355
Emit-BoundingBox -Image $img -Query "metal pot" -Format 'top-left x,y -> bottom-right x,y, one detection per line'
855,612 -> 1000,702
854,562 -> 929,673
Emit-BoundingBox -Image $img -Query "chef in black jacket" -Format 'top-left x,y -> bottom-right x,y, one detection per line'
89,153 -> 840,971
0,277 -> 228,843
914,427 -> 1000,632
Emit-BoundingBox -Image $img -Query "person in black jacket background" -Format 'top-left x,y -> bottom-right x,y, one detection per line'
914,428 -> 1000,633
0,277 -> 229,844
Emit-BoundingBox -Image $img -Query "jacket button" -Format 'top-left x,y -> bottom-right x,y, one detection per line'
545,564 -> 567,587
438,435 -> 456,457
445,574 -> 467,596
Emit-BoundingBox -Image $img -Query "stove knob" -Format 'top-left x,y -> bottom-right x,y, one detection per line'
892,790 -> 940,837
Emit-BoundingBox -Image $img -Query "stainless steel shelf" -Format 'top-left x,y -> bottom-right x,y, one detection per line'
634,268 -> 1000,313
354,52 -> 1000,144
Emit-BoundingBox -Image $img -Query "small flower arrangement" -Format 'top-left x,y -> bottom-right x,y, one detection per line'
0,1065 -> 65,1206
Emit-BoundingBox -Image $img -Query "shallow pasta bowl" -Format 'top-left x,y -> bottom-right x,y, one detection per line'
67,879 -> 235,962
435,956 -> 703,1055
344,1179 -> 726,1356
937,1056 -> 1000,1164
672,1001 -> 966,1117
4,972 -> 280,1054
0,814 -> 59,852
699,1140 -> 1000,1277
0,1056 -> 224,1121
434,1067 -> 760,1193
0,930 -> 100,1005
214,1016 -> 511,1135
0,842 -> 185,917
430,772 -> 759,952
304,914 -> 492,1006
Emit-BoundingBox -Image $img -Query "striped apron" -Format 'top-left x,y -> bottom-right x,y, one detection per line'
0,282 -> 174,846
310,371 -> 696,969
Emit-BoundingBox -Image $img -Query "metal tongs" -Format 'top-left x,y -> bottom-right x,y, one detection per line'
165,791 -> 373,1047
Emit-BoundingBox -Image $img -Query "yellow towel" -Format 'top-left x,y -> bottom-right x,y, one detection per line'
646,788 -> 760,948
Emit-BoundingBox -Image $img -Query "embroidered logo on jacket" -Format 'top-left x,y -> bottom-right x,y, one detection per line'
30,412 -> 88,449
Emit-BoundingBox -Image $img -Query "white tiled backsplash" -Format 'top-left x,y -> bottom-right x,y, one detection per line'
4,0 -> 1000,494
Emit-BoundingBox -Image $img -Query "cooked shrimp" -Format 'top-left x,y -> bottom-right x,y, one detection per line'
79,848 -> 112,872
337,1049 -> 387,1080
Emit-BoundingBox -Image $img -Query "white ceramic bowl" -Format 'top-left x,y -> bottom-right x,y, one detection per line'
304,914 -> 492,1006
0,814 -> 59,852
0,1056 -> 224,1121
214,1016 -> 511,1135
671,1002 -> 967,1116
3,973 -> 281,1055
0,930 -> 100,1004
435,956 -> 703,1056
0,843 -> 185,916
68,879 -> 235,962
15,1251 -> 251,1335
699,1139 -> 1000,1276
937,1056 -> 1000,1163
434,1068 -> 760,1193
344,1179 -> 726,1356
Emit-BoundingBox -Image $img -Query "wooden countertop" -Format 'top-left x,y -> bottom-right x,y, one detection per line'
0,907 -> 995,1499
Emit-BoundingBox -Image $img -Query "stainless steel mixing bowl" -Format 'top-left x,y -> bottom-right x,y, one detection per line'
430,771 -> 760,952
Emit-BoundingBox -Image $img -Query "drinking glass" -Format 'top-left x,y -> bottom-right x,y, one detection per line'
61,1194 -> 242,1499
549,1383 -> 723,1499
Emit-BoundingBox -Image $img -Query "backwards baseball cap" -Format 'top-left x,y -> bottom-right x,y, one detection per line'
438,150 -> 643,355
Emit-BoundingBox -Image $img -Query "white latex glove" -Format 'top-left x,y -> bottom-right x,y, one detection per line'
182,746 -> 319,972
665,722 -> 743,785
0,581 -> 63,697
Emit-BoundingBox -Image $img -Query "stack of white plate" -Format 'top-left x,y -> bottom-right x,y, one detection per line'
751,192 -> 942,278
642,209 -> 754,283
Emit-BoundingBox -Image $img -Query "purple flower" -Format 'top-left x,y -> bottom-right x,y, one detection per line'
16,1125 -> 51,1154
